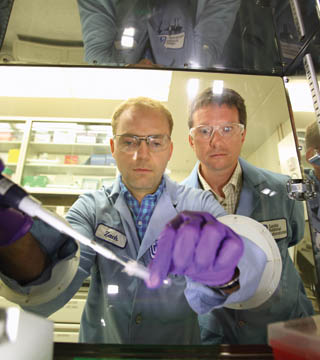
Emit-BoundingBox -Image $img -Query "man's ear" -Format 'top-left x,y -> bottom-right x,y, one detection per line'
189,134 -> 195,149
241,128 -> 247,144
168,141 -> 173,160
110,137 -> 115,154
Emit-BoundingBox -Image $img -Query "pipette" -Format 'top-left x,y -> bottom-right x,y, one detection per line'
0,172 -> 151,282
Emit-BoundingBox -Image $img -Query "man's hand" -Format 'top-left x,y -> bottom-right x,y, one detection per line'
146,211 -> 244,289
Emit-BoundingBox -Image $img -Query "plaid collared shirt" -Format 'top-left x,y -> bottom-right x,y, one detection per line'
120,177 -> 165,241
198,162 -> 242,214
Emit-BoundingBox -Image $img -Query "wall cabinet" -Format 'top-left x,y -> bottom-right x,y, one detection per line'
0,117 -> 117,206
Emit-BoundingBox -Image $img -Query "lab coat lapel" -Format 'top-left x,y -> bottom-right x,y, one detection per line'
114,194 -> 141,258
236,158 -> 268,217
137,190 -> 178,260
236,178 -> 261,216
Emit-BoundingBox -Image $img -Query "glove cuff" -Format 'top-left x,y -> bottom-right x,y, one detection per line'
0,208 -> 33,247
210,267 -> 240,290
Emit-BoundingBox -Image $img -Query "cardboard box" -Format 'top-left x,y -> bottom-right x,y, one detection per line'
7,148 -> 20,163
64,155 -> 79,164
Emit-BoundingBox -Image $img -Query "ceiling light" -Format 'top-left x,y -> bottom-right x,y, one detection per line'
187,78 -> 199,100
0,66 -> 172,101
212,80 -> 224,94
107,285 -> 119,294
285,79 -> 316,112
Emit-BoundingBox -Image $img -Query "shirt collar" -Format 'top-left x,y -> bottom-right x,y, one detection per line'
119,176 -> 165,203
198,161 -> 242,196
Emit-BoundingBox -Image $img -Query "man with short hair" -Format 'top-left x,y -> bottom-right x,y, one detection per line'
183,87 -> 314,344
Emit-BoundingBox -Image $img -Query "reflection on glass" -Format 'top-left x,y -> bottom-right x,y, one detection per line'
0,68 -> 318,348
0,0 -> 13,53
0,0 -> 296,74
77,0 -> 240,69
0,0 -> 319,75
274,0 -> 320,75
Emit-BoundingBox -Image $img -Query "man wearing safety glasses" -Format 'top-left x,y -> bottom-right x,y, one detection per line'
183,87 -> 314,344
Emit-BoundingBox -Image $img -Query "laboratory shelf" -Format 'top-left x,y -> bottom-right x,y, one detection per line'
26,187 -> 92,195
0,117 -> 115,206
29,141 -> 111,155
5,162 -> 17,167
24,163 -> 117,176
0,140 -> 21,151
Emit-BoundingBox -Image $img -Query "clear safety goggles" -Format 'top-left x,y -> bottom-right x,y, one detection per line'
113,134 -> 171,153
189,123 -> 245,141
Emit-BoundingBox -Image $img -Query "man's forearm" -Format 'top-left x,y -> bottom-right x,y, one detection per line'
0,232 -> 48,284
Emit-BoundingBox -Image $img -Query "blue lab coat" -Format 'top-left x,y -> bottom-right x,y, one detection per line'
182,158 -> 314,344
77,0 -> 240,67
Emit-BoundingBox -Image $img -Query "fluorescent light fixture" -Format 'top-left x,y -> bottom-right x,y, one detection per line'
107,284 -> 119,294
212,80 -> 224,94
0,66 -> 172,101
121,27 -> 135,48
285,79 -> 316,112
123,27 -> 135,37
121,36 -> 134,48
187,78 -> 199,100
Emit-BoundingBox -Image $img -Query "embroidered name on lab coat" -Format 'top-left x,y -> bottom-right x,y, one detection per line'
261,219 -> 288,240
95,224 -> 127,248
150,241 -> 158,259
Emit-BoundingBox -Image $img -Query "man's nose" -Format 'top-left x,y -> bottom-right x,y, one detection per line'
136,139 -> 150,158
209,129 -> 223,146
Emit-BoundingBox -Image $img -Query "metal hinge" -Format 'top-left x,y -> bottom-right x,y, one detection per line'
286,178 -> 317,201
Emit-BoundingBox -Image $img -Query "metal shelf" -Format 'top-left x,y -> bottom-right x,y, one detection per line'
0,140 -> 22,151
29,141 -> 111,155
24,163 -> 117,176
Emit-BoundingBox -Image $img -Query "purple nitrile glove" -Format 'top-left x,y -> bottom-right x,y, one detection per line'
146,210 -> 244,289
0,205 -> 33,247
0,158 -> 33,247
